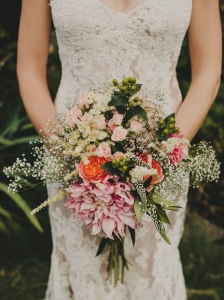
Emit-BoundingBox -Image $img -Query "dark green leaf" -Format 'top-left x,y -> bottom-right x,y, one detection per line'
101,161 -> 120,175
111,145 -> 119,154
114,143 -> 124,152
108,95 -> 129,106
96,237 -> 109,256
135,84 -> 142,93
105,111 -> 113,120
116,105 -> 127,114
156,131 -> 168,141
128,227 -> 135,246
143,176 -> 152,189
155,204 -> 171,225
125,105 -> 147,121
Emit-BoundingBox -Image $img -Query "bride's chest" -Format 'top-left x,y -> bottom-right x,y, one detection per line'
50,0 -> 192,39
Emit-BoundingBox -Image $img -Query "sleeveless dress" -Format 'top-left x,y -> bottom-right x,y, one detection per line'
45,1 -> 192,299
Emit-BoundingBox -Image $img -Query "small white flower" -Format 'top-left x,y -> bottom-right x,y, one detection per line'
88,92 -> 95,98
74,146 -> 83,153
129,166 -> 157,183
87,98 -> 94,104
69,137 -> 77,146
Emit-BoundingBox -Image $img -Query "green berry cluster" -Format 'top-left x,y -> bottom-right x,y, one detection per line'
112,77 -> 137,95
158,116 -> 179,137
111,156 -> 131,173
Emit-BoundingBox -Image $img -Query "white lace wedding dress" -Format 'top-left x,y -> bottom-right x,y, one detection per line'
45,0 -> 192,299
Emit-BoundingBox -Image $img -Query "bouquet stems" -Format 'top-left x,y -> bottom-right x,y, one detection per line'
107,238 -> 130,285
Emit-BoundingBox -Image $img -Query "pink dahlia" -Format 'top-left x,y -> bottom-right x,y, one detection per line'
65,179 -> 138,239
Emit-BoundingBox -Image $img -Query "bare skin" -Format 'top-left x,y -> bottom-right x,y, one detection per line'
17,0 -> 222,141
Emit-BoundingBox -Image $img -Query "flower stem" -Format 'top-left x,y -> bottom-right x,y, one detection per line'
107,238 -> 130,285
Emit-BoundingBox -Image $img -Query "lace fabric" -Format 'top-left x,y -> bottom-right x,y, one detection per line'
45,0 -> 192,299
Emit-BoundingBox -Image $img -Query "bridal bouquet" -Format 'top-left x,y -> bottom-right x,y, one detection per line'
4,77 -> 220,284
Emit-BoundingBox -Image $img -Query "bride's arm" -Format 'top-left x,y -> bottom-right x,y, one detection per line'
17,0 -> 57,137
175,0 -> 222,141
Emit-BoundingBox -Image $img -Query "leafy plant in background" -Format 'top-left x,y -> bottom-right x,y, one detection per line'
0,25 -> 60,233
0,31 -> 41,232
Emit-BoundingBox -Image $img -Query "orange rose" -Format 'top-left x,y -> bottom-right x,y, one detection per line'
78,156 -> 111,183
143,159 -> 164,192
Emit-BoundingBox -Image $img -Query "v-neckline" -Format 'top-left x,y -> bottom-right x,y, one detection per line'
97,0 -> 145,16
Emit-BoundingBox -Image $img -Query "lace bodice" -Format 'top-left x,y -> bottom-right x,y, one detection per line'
45,1 -> 192,299
51,0 -> 192,115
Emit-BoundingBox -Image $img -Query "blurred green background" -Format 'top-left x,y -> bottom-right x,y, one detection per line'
0,1 -> 224,299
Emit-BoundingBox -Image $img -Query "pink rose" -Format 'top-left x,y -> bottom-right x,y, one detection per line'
112,114 -> 123,125
169,144 -> 188,165
169,133 -> 188,165
130,120 -> 143,132
114,151 -> 126,161
96,142 -> 111,157
108,119 -> 117,132
65,113 -> 77,126
111,126 -> 128,142
65,105 -> 82,126
70,105 -> 82,118
77,97 -> 89,110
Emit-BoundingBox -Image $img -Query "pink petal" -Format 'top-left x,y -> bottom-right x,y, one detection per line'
91,223 -> 101,235
118,214 -> 136,229
102,218 -> 115,239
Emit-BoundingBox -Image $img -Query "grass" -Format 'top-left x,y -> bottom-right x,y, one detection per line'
0,210 -> 224,300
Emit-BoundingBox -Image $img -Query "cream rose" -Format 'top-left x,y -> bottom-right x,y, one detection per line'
111,126 -> 128,142
130,120 -> 143,132
96,142 -> 111,157
112,113 -> 124,125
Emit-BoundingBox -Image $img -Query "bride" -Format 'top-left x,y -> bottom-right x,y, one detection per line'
17,0 -> 221,299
